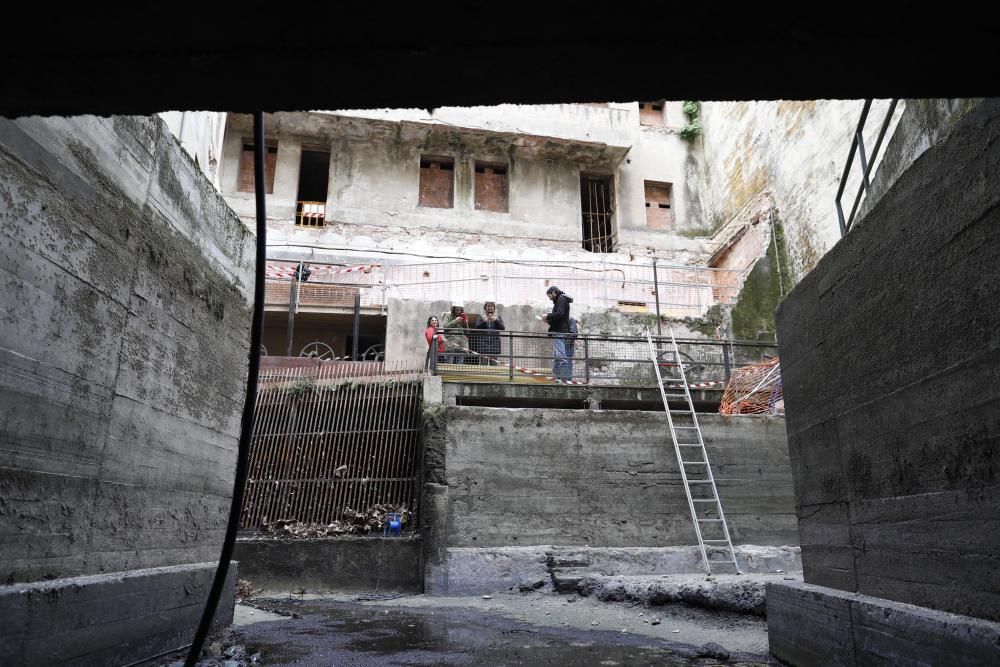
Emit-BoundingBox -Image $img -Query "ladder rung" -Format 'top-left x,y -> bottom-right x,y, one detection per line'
676,444 -> 702,448
688,481 -> 714,484
698,518 -> 724,522
703,539 -> 730,543
692,499 -> 718,502
681,461 -> 708,465
675,426 -> 698,429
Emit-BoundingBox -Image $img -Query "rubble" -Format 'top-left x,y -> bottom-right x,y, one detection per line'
235,579 -> 258,602
259,504 -> 411,538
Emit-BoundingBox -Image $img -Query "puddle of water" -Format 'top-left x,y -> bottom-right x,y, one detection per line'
238,599 -> 771,666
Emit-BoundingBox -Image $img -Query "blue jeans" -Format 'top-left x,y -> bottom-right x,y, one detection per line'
552,335 -> 571,380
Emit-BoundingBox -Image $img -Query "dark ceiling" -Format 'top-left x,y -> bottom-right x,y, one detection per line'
3,3 -> 998,117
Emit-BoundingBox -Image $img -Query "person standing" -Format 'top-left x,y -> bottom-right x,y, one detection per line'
442,305 -> 470,364
472,301 -> 505,366
540,286 -> 573,381
424,316 -> 445,367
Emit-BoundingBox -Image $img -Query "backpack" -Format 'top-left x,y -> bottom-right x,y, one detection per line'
567,317 -> 578,340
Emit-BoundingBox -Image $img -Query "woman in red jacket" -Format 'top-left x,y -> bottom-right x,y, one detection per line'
425,316 -> 446,366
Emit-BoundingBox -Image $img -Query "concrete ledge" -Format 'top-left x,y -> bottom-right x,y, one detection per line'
767,580 -> 1000,666
235,536 -> 422,593
429,545 -> 800,595
579,572 -> 802,616
0,561 -> 236,667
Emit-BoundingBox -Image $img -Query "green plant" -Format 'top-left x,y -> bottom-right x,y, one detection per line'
680,101 -> 702,141
286,377 -> 317,400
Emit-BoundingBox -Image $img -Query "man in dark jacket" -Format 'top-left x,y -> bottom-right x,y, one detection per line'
541,286 -> 573,380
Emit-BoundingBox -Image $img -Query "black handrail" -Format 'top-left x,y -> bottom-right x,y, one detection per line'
836,99 -> 899,236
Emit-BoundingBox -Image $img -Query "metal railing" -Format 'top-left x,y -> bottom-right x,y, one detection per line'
836,99 -> 899,236
426,329 -> 777,387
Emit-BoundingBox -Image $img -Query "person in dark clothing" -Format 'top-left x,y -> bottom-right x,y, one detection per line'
293,262 -> 312,282
472,301 -> 505,365
540,286 -> 573,381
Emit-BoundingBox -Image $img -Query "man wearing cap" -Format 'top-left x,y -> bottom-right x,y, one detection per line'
540,286 -> 574,381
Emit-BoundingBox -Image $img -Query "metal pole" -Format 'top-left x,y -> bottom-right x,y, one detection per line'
583,337 -> 590,383
508,330 -> 514,382
722,342 -> 732,382
285,261 -> 301,357
652,258 -> 662,336
352,291 -> 361,361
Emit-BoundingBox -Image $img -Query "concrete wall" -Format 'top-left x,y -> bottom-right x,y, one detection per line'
158,111 -> 227,188
774,98 -> 999,622
698,99 -> 903,281
424,408 -> 795,548
0,562 -> 236,666
234,537 -> 422,593
0,114 -> 252,659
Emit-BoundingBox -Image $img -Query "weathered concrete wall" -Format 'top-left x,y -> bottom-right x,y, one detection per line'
854,98 -> 981,225
0,115 -> 252,577
158,110 -> 227,188
774,98 -> 999,622
234,537 -> 422,593
698,99 -> 902,281
0,562 -> 236,667
424,408 -> 795,548
767,581 -> 1000,666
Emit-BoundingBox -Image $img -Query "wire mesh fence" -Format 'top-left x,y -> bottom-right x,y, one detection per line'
241,361 -> 428,531
427,329 -> 777,387
264,257 -> 744,318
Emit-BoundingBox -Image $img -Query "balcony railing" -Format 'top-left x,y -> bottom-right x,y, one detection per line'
426,329 -> 777,387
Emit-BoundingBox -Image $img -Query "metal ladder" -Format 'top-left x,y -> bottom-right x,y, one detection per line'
646,327 -> 741,575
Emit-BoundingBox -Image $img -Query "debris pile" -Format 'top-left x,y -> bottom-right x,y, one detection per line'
260,504 -> 411,538
235,579 -> 258,602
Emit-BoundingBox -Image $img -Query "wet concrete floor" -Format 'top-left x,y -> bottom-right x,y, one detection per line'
234,598 -> 772,666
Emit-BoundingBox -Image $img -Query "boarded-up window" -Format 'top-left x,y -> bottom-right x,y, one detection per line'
418,156 -> 454,208
474,162 -> 508,212
644,181 -> 674,230
238,140 -> 278,194
639,101 -> 666,127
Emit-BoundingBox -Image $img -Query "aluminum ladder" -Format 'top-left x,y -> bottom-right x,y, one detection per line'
646,327 -> 741,575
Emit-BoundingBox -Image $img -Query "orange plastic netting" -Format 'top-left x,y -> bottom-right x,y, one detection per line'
719,357 -> 783,415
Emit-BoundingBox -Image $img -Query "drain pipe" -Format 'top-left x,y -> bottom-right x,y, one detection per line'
184,111 -> 267,665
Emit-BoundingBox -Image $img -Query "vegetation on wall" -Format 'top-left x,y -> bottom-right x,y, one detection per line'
679,101 -> 702,141
730,219 -> 791,343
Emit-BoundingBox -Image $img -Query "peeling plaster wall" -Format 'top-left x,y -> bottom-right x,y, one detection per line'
0,115 -> 253,584
698,100 -> 903,281
220,107 -> 712,265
